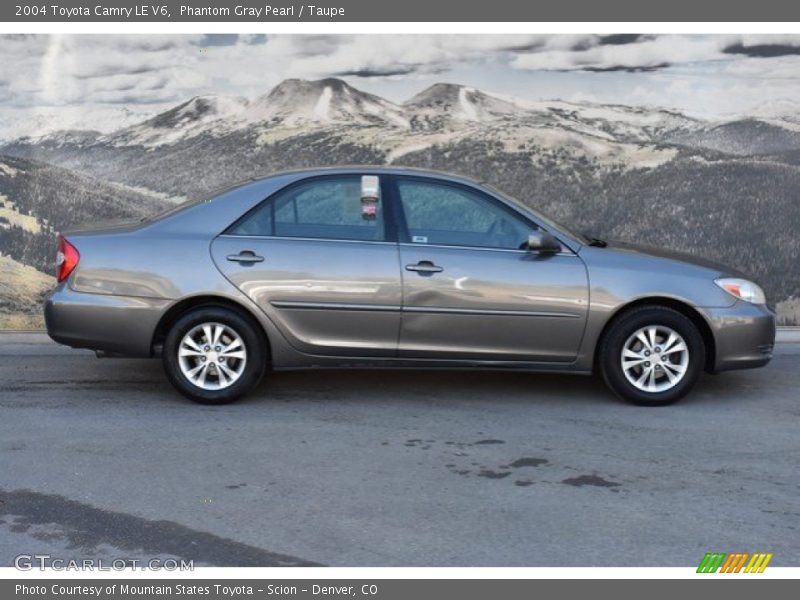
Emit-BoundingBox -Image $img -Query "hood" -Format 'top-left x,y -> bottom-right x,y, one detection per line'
601,240 -> 748,278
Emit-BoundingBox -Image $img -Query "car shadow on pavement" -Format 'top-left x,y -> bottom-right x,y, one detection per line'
8,351 -> 785,411
250,369 -> 619,408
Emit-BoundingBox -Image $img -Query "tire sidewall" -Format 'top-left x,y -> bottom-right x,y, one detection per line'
162,307 -> 266,404
600,307 -> 705,406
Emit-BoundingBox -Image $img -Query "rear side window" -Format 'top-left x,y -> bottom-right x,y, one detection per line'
228,176 -> 385,242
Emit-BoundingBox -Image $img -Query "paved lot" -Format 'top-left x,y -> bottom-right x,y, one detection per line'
1,332 -> 798,567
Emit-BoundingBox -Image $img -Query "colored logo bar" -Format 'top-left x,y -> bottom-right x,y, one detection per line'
697,552 -> 773,573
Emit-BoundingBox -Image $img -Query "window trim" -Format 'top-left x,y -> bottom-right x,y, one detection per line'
397,241 -> 576,257
223,174 -> 397,243
387,175 -> 563,253
218,233 -> 397,246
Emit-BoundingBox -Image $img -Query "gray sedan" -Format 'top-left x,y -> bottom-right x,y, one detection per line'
45,167 -> 775,405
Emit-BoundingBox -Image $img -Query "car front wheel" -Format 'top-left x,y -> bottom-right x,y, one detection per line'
162,306 -> 267,404
599,306 -> 705,406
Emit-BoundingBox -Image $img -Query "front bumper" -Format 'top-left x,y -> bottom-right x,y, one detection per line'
699,301 -> 776,372
44,283 -> 170,357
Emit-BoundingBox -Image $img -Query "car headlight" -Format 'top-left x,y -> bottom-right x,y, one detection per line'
714,278 -> 766,305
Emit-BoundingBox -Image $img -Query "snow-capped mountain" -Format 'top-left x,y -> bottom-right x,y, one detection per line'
404,83 -> 529,129
246,78 -> 410,129
94,78 -> 413,148
107,95 -> 250,147
94,78 -> 715,148
400,82 -> 704,141
8,77 -> 800,189
8,78 -> 800,156
528,102 -> 702,143
7,78 -> 714,151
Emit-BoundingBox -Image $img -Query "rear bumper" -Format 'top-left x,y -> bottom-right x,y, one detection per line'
44,283 -> 169,357
699,301 -> 776,372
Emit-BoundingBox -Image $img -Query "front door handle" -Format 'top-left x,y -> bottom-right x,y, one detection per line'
226,251 -> 264,264
405,260 -> 443,274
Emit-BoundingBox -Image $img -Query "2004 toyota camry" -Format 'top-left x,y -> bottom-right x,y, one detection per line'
45,167 -> 775,406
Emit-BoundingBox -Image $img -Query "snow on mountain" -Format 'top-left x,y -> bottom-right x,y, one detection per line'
534,102 -> 702,142
0,105 -> 158,144
96,78 -> 412,148
8,77 -> 800,159
106,95 -> 249,147
400,83 -> 705,144
245,78 -> 409,129
404,83 -> 529,129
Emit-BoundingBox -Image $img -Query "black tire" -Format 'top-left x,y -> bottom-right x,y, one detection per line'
162,306 -> 267,404
598,305 -> 705,406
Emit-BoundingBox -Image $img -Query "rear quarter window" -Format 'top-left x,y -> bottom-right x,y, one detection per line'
228,176 -> 386,242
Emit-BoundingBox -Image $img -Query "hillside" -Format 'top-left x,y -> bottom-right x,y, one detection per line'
1,78 -> 799,323
0,254 -> 53,329
0,154 -> 168,277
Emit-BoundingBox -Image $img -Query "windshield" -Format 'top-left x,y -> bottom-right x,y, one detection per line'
482,183 -> 590,246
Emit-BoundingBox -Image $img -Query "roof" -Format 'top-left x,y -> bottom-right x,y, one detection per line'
245,165 -> 485,187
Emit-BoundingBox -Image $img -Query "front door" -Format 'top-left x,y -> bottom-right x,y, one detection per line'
212,175 -> 401,357
393,177 -> 588,362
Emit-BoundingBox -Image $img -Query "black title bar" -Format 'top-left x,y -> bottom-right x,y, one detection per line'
3,0 -> 800,22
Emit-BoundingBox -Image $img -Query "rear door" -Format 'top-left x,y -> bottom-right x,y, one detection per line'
211,174 -> 402,357
392,176 -> 589,362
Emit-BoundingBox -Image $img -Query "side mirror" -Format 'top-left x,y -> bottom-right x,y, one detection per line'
526,230 -> 561,253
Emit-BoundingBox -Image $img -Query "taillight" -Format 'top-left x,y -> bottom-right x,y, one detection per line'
56,236 -> 80,283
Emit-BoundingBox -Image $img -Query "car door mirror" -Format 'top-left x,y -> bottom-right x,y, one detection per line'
526,230 -> 561,253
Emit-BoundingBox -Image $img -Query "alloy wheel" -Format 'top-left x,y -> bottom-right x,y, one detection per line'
620,325 -> 689,393
177,322 -> 247,390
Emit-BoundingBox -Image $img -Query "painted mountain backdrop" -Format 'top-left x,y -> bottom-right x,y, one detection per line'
1,78 -> 799,326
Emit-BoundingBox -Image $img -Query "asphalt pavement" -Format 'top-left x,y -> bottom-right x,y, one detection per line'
1,332 -> 798,567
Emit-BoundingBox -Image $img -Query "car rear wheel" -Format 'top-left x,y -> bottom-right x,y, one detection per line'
162,306 -> 266,404
599,306 -> 705,406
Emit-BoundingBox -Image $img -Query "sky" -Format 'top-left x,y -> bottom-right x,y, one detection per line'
2,33 -> 800,138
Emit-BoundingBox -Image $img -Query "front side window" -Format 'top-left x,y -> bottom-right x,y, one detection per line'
229,176 -> 385,242
396,179 -> 531,250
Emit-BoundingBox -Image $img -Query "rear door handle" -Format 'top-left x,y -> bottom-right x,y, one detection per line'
226,251 -> 264,264
405,260 -> 443,274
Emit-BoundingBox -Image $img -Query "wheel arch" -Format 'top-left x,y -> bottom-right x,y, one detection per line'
151,295 -> 271,360
594,296 -> 716,373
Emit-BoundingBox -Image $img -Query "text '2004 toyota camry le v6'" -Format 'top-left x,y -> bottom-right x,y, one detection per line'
45,167 -> 775,406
